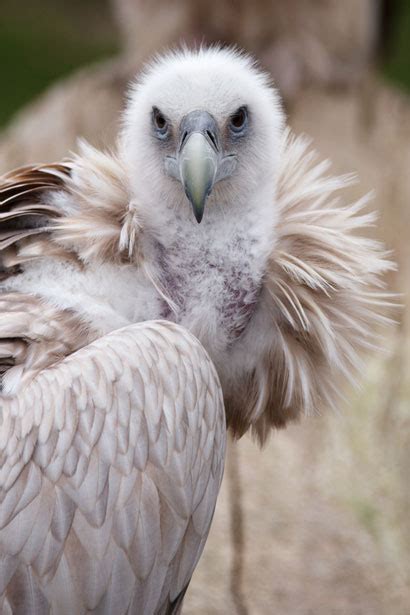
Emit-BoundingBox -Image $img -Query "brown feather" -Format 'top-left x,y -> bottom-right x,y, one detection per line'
0,142 -> 141,280
0,162 -> 71,278
226,131 -> 396,443
50,141 -> 142,264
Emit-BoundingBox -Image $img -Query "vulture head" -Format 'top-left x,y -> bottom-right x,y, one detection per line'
121,48 -> 284,226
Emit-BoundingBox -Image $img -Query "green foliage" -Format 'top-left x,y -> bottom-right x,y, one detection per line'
383,0 -> 410,91
0,1 -> 118,127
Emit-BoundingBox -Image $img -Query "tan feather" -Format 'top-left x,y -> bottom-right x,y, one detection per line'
0,141 -> 140,280
0,162 -> 70,279
226,130 -> 395,443
51,141 -> 141,264
0,293 -> 94,395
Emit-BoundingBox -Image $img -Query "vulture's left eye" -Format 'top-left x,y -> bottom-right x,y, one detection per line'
152,107 -> 169,139
229,106 -> 248,135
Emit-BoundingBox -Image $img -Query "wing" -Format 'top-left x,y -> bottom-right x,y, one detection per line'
226,130 -> 396,443
0,162 -> 70,279
0,320 -> 226,614
0,141 -> 140,283
0,292 -> 94,395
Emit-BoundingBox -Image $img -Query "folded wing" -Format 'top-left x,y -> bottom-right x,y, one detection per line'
0,320 -> 226,614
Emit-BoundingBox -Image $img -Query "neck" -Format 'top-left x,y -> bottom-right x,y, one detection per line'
143,183 -> 277,355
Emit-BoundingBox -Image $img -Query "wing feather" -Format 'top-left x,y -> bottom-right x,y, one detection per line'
0,320 -> 226,614
0,141 -> 141,285
0,163 -> 70,263
0,293 -> 94,395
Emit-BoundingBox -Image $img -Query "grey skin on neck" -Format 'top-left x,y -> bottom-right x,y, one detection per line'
153,215 -> 264,349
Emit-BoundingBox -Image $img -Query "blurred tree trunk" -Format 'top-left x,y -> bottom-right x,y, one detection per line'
1,1 -> 409,613
113,0 -> 380,98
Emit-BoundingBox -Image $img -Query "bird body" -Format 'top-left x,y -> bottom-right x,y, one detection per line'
0,47 -> 393,612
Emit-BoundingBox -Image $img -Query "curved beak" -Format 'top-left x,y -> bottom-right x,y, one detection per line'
179,132 -> 217,223
165,110 -> 237,223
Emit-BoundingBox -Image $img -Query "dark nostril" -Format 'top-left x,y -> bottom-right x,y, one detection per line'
180,131 -> 188,148
206,130 -> 218,150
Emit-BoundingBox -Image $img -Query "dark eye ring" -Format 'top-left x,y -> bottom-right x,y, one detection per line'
229,106 -> 248,134
152,107 -> 169,138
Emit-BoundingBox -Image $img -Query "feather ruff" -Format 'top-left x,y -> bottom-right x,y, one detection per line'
235,130 -> 396,443
0,131 -> 395,442
51,141 -> 142,264
0,142 -> 141,277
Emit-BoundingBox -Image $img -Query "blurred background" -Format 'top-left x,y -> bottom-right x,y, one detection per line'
0,1 -> 409,613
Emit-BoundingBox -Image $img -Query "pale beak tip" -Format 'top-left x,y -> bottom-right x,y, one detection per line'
185,188 -> 206,223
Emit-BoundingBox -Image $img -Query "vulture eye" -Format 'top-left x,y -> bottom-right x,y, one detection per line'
229,106 -> 248,135
152,107 -> 169,138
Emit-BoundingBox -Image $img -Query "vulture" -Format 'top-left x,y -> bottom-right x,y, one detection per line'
0,48 -> 393,613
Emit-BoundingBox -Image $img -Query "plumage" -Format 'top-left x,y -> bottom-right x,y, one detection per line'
0,47 -> 393,612
0,321 -> 225,613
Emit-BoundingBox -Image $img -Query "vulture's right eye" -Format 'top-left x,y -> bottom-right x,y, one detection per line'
152,107 -> 169,139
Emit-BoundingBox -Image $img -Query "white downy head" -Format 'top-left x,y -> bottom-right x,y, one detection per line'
120,47 -> 285,237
